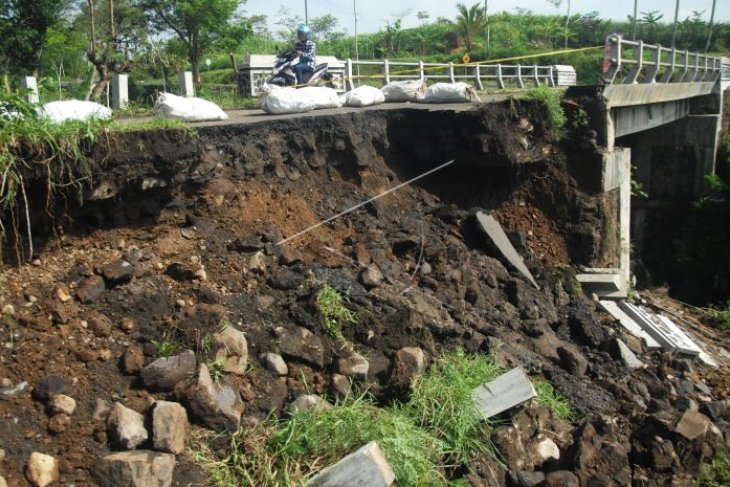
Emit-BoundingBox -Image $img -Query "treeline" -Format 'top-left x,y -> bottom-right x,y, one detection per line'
1,0 -> 728,101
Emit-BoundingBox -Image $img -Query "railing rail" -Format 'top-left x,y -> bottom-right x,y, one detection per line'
237,57 -> 574,96
602,34 -> 724,85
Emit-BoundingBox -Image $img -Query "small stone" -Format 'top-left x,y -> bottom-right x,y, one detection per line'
33,376 -> 65,401
47,413 -> 71,434
695,381 -> 713,395
534,437 -> 560,463
213,326 -> 248,373
102,260 -> 135,286
54,287 -> 72,303
331,374 -> 351,401
261,353 -> 288,376
26,452 -> 59,487
177,363 -> 244,432
609,338 -> 643,370
248,252 -> 266,274
93,398 -> 111,422
0,378 -> 11,388
509,470 -> 546,487
121,344 -> 145,375
278,327 -> 325,369
48,394 -> 77,416
76,275 -> 106,303
0,381 -> 29,400
141,350 -> 197,392
546,470 -> 580,487
88,313 -> 113,337
119,317 -> 136,334
152,401 -> 189,454
389,347 -> 428,394
338,352 -> 369,381
675,410 -> 711,440
288,394 -> 333,414
358,265 -> 383,288
674,397 -> 699,413
556,346 -> 588,377
700,400 -> 728,421
93,450 -> 175,487
107,402 -> 149,449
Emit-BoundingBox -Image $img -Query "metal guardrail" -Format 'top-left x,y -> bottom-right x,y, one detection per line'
237,56 -> 574,96
602,34 -> 724,85
342,59 -> 561,91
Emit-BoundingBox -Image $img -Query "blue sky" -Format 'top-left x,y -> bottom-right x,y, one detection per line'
243,0 -> 729,36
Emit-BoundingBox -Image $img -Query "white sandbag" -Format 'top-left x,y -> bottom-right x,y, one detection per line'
297,86 -> 341,110
40,100 -> 112,123
260,87 -> 315,114
154,92 -> 228,122
381,79 -> 427,102
420,82 -> 480,103
342,85 -> 385,107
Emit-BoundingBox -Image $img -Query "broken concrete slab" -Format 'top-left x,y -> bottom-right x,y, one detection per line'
472,367 -> 537,420
618,302 -> 701,356
475,212 -> 538,289
307,441 -> 395,487
598,300 -> 661,350
576,273 -> 621,294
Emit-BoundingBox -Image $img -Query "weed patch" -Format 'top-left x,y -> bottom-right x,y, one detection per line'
700,449 -> 730,487
533,380 -> 578,423
314,283 -> 358,341
517,86 -> 567,132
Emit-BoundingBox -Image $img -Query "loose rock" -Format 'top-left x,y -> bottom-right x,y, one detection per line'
338,352 -> 369,381
261,353 -> 288,376
76,275 -> 106,303
288,394 -> 333,414
47,394 -> 76,416
33,376 -> 65,401
213,326 -> 249,375
177,363 -> 244,432
152,401 -> 189,454
121,344 -> 145,375
26,452 -> 59,487
141,350 -> 197,391
93,450 -> 175,487
278,327 -> 325,368
675,410 -> 711,440
107,402 -> 149,450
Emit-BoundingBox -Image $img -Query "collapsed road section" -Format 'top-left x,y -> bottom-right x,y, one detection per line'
0,98 -> 728,486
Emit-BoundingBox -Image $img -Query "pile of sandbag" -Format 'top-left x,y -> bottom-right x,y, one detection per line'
341,85 -> 385,107
154,92 -> 228,122
419,82 -> 481,103
40,100 -> 112,123
381,79 -> 427,102
260,85 -> 341,114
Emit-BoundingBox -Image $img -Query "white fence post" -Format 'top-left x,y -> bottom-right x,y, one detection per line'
20,76 -> 39,104
448,62 -> 455,83
178,71 -> 195,97
475,64 -> 483,90
346,59 -> 354,90
111,74 -> 129,109
532,66 -> 540,86
516,65 -> 524,88
497,64 -> 505,89
419,61 -> 425,81
383,60 -> 390,84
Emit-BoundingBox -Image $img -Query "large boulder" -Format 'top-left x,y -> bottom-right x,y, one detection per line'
93,451 -> 175,487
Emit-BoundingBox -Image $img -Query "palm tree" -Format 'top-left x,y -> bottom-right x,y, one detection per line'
454,3 -> 486,52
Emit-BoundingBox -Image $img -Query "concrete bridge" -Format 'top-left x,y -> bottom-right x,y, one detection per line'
577,35 -> 730,298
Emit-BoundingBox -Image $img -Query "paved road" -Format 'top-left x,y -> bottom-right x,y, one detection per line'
120,95 -> 509,129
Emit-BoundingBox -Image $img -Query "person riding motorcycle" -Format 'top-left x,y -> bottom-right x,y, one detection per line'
292,24 -> 316,84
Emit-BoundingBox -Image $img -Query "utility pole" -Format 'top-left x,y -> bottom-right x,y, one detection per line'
670,0 -> 679,48
354,0 -> 359,62
484,0 -> 490,48
705,0 -> 717,52
632,0 -> 638,40
304,0 -> 308,24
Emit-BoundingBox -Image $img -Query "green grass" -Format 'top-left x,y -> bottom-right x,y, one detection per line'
151,340 -> 177,358
700,302 -> 730,333
404,349 -> 502,466
314,283 -> 358,341
195,351 -> 577,486
517,86 -> 567,132
107,118 -> 191,133
700,449 -> 730,487
533,380 -> 578,423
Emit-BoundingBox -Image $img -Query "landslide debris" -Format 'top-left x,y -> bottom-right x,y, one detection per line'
0,104 -> 728,486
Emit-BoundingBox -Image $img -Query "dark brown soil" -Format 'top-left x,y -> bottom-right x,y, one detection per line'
1,103 -> 728,486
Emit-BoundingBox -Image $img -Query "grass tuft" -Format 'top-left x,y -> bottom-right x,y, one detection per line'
517,86 -> 567,132
405,349 -> 502,466
533,380 -> 578,423
700,449 -> 730,487
314,283 -> 358,341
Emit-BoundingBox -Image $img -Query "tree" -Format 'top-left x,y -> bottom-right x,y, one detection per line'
639,10 -> 663,42
310,14 -> 346,42
454,3 -> 485,51
137,0 -> 243,82
0,0 -> 72,76
417,11 -> 430,25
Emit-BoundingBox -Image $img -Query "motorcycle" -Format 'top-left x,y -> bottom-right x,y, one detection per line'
267,50 -> 333,88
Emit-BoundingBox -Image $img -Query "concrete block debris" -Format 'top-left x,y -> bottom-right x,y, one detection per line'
307,441 -> 395,487
475,212 -> 539,289
576,273 -> 622,294
472,367 -> 537,420
619,302 -> 701,356
599,300 -> 661,350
